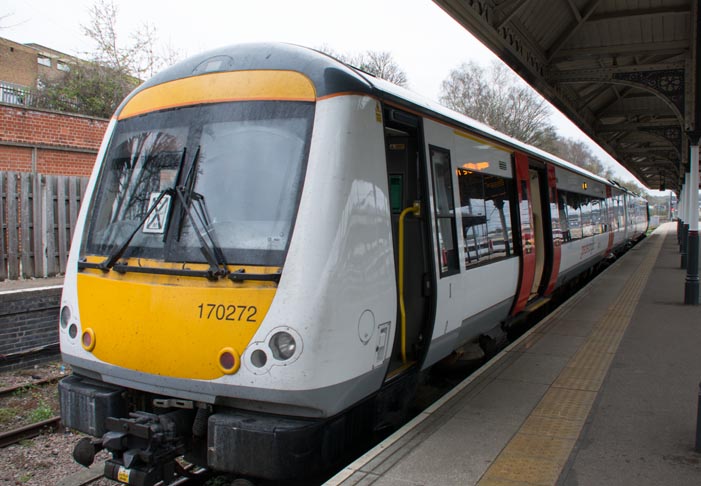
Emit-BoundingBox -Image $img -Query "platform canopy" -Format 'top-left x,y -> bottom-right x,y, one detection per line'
433,0 -> 699,192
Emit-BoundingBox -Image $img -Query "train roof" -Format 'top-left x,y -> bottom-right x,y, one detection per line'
362,69 -> 622,191
122,42 -> 374,102
122,42 -> 639,196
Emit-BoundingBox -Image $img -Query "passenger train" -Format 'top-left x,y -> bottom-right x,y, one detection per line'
58,43 -> 648,485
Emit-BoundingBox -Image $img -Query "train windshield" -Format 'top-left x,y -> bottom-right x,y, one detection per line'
81,101 -> 313,267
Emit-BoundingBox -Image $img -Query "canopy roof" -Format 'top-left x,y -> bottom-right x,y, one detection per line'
433,0 -> 699,192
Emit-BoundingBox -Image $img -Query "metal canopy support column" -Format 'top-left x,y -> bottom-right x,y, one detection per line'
685,0 -> 700,303
686,144 -> 699,305
679,184 -> 685,247
681,172 -> 689,267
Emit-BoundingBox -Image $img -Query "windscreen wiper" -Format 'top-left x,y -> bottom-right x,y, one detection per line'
106,147 -> 229,280
172,187 -> 228,279
79,148 -> 190,273
78,189 -> 175,272
80,146 -> 258,282
171,145 -> 231,279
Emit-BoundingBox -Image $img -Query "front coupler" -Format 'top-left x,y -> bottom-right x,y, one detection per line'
74,410 -> 194,486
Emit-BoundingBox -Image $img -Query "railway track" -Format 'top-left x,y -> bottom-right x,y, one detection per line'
0,415 -> 61,448
56,461 -> 213,486
0,374 -> 64,448
0,374 -> 63,398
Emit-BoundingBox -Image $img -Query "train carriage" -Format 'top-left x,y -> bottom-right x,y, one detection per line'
58,43 -> 648,485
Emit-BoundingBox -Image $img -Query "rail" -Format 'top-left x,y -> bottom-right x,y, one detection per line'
0,374 -> 62,398
56,462 -> 211,486
0,416 -> 61,448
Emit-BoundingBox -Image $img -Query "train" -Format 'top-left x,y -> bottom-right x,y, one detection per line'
57,43 -> 649,485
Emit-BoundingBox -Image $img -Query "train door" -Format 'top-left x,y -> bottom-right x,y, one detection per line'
529,169 -> 546,296
605,186 -> 615,255
383,107 -> 434,378
529,165 -> 558,297
511,153 -> 557,315
544,164 -> 562,295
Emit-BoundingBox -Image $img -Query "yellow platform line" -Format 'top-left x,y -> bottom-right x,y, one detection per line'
478,230 -> 666,486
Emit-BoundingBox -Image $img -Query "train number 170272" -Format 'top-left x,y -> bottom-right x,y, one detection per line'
197,303 -> 258,322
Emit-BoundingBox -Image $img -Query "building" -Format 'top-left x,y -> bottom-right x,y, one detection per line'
0,36 -> 77,88
0,36 -> 107,178
0,36 -> 82,106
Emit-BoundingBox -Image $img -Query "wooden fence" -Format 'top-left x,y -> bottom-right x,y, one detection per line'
0,171 -> 88,280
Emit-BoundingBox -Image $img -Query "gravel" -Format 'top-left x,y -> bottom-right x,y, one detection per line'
0,361 -> 115,486
0,429 -> 113,486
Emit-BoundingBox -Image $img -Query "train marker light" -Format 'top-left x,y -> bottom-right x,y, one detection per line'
270,331 -> 296,360
81,328 -> 96,352
60,306 -> 71,329
218,348 -> 240,374
251,349 -> 268,368
68,324 -> 78,339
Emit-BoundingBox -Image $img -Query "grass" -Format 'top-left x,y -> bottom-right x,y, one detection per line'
0,374 -> 60,429
11,384 -> 37,397
0,406 -> 20,425
28,400 -> 54,422
18,472 -> 33,483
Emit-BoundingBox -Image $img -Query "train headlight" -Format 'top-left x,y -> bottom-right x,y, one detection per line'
60,306 -> 71,329
270,331 -> 296,361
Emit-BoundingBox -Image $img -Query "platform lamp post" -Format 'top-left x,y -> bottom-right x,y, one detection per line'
685,142 -> 699,305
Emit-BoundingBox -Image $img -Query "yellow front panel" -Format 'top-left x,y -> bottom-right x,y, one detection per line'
118,70 -> 316,120
77,268 -> 276,380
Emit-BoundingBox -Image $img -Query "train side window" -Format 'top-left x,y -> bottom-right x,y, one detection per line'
484,174 -> 513,262
565,191 -> 583,240
456,170 -> 514,267
626,197 -> 634,226
558,192 -> 571,242
457,168 -> 487,267
617,195 -> 625,228
591,198 -> 603,235
429,146 -> 460,276
606,194 -> 616,231
580,197 -> 594,237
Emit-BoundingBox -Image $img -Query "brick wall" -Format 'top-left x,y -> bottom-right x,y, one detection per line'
0,103 -> 108,177
0,286 -> 62,370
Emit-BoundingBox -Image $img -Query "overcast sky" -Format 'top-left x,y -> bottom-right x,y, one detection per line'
2,0 -> 643,184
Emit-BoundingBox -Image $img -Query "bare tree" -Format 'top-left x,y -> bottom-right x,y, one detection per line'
38,61 -> 139,118
549,138 -> 614,179
82,0 -> 179,79
317,46 -> 408,87
354,51 -> 408,87
37,0 -> 186,118
0,12 -> 13,29
616,179 -> 648,196
439,60 -> 557,151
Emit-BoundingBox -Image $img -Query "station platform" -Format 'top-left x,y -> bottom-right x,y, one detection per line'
327,222 -> 701,486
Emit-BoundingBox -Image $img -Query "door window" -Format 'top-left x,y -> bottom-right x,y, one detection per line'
429,146 -> 459,276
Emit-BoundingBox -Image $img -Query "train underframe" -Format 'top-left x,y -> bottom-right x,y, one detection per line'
59,369 -> 419,485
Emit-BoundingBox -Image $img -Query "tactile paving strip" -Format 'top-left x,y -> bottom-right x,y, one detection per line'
477,230 -> 666,486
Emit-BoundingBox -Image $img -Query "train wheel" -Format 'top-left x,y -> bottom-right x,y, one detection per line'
230,479 -> 256,486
